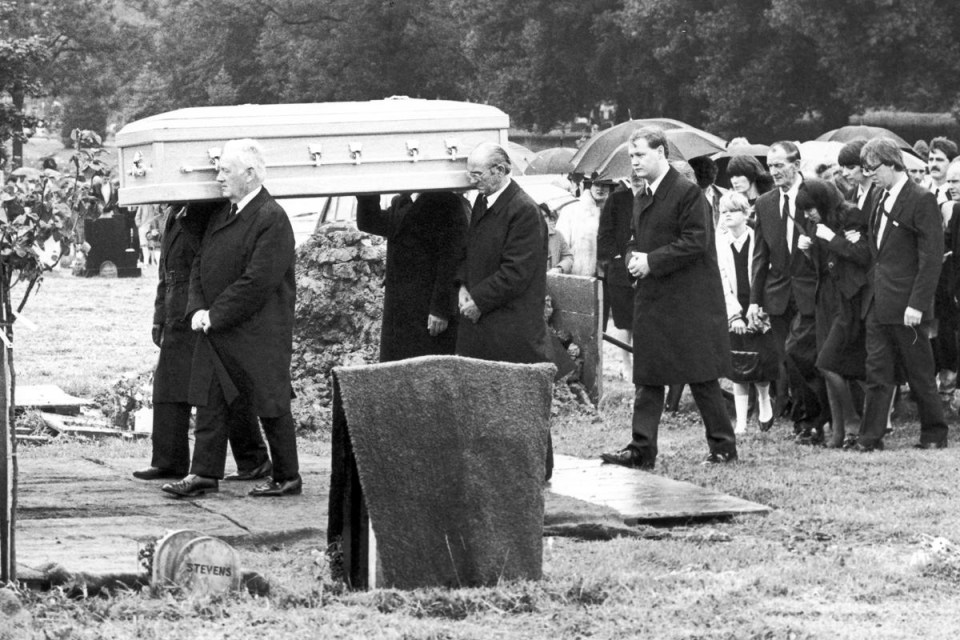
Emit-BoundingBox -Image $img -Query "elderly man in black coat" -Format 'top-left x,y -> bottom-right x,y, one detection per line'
133,201 -> 270,481
356,192 -> 467,361
162,138 -> 300,498
456,142 -> 549,364
601,127 -> 737,470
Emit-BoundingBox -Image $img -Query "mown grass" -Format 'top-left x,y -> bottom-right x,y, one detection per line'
7,242 -> 960,638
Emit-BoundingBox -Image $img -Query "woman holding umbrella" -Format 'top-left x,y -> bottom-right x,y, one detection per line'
727,155 -> 774,212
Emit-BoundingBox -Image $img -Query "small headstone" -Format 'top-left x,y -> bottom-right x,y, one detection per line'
171,536 -> 241,597
133,407 -> 153,434
152,529 -> 204,587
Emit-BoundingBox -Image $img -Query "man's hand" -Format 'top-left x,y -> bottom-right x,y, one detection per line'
797,234 -> 813,251
191,309 -> 211,333
427,313 -> 448,336
730,317 -> 748,335
152,324 -> 163,348
844,229 -> 862,243
814,224 -> 835,242
747,303 -> 761,326
627,251 -> 650,278
458,286 -> 481,323
904,306 -> 923,327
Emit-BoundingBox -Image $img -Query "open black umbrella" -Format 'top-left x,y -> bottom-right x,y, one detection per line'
523,147 -> 576,176
586,129 -> 726,183
571,119 -> 726,177
816,125 -> 910,149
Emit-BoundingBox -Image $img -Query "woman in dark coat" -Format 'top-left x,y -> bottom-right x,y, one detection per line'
800,178 -> 871,448
356,192 -> 467,362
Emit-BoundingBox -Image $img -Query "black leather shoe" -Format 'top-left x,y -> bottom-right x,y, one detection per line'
132,466 -> 184,480
841,436 -> 858,450
600,448 -> 654,470
702,450 -> 739,465
249,475 -> 303,497
850,441 -> 884,453
913,441 -> 947,450
758,418 -> 774,432
161,475 -> 219,497
224,459 -> 273,481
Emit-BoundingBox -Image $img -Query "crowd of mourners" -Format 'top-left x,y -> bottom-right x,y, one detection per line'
550,132 -> 960,465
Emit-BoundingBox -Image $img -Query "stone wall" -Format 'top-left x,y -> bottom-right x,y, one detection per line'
291,224 -> 385,432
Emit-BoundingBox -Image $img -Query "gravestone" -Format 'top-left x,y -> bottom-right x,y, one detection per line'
152,529 -> 241,596
329,356 -> 555,589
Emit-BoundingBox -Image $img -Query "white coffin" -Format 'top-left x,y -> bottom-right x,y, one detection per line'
115,98 -> 509,206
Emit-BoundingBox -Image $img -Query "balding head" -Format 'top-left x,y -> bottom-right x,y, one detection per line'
467,142 -> 511,195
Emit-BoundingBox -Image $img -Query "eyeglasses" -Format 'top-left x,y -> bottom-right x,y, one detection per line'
861,161 -> 882,173
467,165 -> 498,180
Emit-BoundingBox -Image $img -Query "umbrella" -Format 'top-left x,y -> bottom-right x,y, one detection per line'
506,141 -> 535,174
524,147 -> 576,176
712,143 -> 770,189
816,125 -> 910,149
10,167 -> 41,178
514,175 -> 578,215
798,140 -> 845,177
571,118 -> 726,176
586,129 -> 726,184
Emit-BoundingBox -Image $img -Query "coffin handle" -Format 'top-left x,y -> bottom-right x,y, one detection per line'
349,142 -> 363,165
308,144 -> 323,167
128,151 -> 147,178
445,138 -> 460,161
406,140 -> 420,163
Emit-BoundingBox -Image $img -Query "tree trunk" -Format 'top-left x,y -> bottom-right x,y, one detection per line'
11,88 -> 25,170
0,265 -> 15,583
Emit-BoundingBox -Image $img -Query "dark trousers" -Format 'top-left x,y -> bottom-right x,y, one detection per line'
932,275 -> 958,373
860,308 -> 948,447
190,376 -> 281,479
772,309 -> 825,423
629,380 -> 737,463
150,402 -> 191,474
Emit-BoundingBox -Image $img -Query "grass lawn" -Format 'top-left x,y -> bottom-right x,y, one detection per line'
7,267 -> 960,639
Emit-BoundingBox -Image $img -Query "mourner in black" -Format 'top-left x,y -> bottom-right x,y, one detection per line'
162,138 -> 300,498
133,201 -> 271,482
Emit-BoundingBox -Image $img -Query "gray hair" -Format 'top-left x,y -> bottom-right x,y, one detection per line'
222,138 -> 267,182
470,142 -> 512,174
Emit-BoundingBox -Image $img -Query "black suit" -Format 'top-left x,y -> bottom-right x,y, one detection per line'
597,185 -> 636,329
151,202 -> 268,475
859,177 -> 947,448
186,188 -> 299,482
624,167 -> 735,464
751,181 -> 824,423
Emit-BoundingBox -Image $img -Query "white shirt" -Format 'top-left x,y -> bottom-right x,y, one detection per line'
876,174 -> 909,247
647,169 -> 667,197
857,184 -> 871,211
235,185 -> 262,214
780,176 -> 802,252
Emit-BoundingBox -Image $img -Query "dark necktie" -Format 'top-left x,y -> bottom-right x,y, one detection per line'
229,203 -> 238,218
873,192 -> 889,246
781,194 -> 789,223
471,194 -> 487,224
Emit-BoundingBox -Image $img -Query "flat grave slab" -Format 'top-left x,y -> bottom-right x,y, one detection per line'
549,454 -> 771,523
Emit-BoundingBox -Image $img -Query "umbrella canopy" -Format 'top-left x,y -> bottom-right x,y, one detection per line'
10,166 -> 41,178
816,125 -> 910,149
798,140 -> 845,177
571,119 -> 726,177
506,141 -> 535,174
524,147 -> 576,176
586,129 -> 726,184
514,175 -> 578,215
712,144 -> 770,189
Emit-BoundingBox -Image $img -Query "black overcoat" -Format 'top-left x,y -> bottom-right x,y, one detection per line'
455,180 -> 549,364
626,167 -> 731,385
186,188 -> 296,417
356,192 -> 467,362
152,204 -> 209,402
597,185 -> 636,287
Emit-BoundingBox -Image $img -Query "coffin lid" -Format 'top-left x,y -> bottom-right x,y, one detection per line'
116,98 -> 509,146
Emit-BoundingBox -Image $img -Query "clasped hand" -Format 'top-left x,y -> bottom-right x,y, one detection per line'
628,251 -> 650,278
191,309 -> 212,333
458,286 -> 481,324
